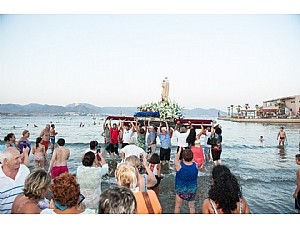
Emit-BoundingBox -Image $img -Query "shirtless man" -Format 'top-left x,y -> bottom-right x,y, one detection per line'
48,138 -> 70,179
50,124 -> 58,154
40,124 -> 51,162
277,127 -> 287,146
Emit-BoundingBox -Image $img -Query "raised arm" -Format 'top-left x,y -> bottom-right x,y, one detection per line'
174,147 -> 182,171
142,152 -> 157,188
165,121 -> 169,132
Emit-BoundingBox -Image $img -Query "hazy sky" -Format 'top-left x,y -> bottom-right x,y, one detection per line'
1,7 -> 300,111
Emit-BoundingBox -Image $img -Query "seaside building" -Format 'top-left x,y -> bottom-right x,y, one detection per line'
261,95 -> 300,117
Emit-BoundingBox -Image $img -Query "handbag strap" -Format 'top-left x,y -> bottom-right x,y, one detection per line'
142,191 -> 155,214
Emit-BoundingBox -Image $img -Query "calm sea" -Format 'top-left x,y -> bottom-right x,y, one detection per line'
1,114 -> 299,214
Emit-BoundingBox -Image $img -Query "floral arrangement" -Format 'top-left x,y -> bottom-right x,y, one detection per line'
137,100 -> 184,120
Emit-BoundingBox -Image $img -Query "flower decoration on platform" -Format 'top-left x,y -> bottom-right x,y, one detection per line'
137,100 -> 184,120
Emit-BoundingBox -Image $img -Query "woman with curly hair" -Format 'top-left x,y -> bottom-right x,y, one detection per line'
41,172 -> 95,214
11,169 -> 51,214
201,165 -> 251,214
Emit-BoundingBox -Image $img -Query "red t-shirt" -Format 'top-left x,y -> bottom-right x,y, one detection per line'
110,127 -> 119,144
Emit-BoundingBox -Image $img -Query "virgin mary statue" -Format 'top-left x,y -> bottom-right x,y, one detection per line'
161,77 -> 169,102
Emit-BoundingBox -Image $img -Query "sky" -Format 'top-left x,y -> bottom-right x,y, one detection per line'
1,2 -> 300,112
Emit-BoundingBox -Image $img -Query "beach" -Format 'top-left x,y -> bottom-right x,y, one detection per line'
1,115 -> 299,213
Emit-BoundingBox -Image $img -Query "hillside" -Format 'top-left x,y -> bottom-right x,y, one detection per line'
0,103 -> 225,117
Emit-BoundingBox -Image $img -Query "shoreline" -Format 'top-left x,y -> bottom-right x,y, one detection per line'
217,116 -> 300,124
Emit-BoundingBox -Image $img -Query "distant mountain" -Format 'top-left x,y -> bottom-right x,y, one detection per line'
0,103 -> 226,117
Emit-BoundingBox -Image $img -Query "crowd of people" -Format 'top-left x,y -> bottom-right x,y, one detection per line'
1,120 -> 298,214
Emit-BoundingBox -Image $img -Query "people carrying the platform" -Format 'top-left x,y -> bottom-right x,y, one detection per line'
98,186 -> 137,214
48,138 -> 70,179
108,119 -> 120,159
41,172 -> 95,214
0,147 -> 30,214
174,147 -> 198,214
101,123 -> 111,153
157,121 -> 172,165
76,151 -> 109,212
133,121 -> 147,152
201,164 -> 250,214
146,121 -> 157,156
173,120 -> 190,159
11,169 -> 51,214
32,137 -> 46,170
121,120 -> 134,148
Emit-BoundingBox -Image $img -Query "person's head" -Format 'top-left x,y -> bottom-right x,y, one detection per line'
115,162 -> 139,191
36,137 -> 42,147
215,127 -> 222,135
211,164 -> 231,181
22,130 -> 30,138
98,186 -> 137,214
148,153 -> 160,164
113,123 -> 117,129
23,169 -> 51,200
4,133 -> 15,143
50,172 -> 81,210
208,168 -> 242,214
129,137 -> 137,145
57,138 -> 65,146
51,124 -> 55,128
161,127 -> 167,134
124,124 -> 130,131
280,127 -> 284,131
148,125 -> 154,132
89,140 -> 98,150
179,126 -> 187,133
45,124 -> 50,130
1,147 -> 21,170
182,148 -> 193,162
82,151 -> 95,167
139,128 -> 145,134
125,155 -> 142,171
295,154 -> 300,165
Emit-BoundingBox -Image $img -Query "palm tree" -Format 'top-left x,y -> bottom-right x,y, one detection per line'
275,100 -> 285,115
244,103 -> 250,117
230,104 -> 234,117
236,105 -> 241,116
255,104 -> 260,117
227,106 -> 231,116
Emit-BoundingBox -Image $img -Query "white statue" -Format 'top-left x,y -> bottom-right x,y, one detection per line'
161,77 -> 169,102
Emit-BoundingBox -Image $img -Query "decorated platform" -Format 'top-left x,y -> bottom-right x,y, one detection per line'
104,77 -> 214,129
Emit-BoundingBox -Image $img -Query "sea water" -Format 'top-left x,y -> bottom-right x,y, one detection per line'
0,114 -> 299,214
